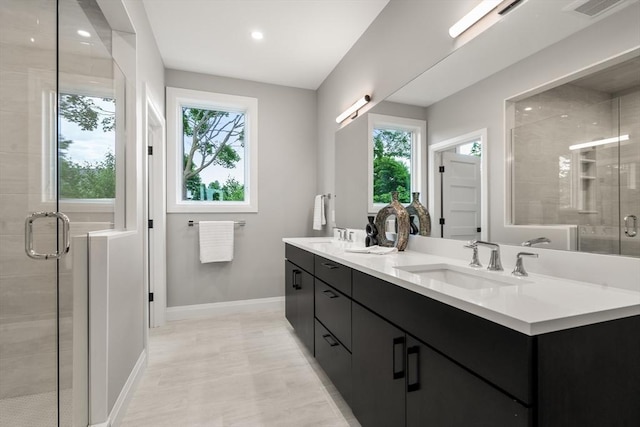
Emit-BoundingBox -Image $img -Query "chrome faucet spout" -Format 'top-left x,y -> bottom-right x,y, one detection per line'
522,237 -> 551,247
470,240 -> 503,271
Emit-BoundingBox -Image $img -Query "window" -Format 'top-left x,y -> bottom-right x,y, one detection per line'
167,87 -> 258,213
59,93 -> 116,200
368,114 -> 426,213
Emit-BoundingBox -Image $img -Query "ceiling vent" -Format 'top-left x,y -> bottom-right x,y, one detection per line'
569,0 -> 625,17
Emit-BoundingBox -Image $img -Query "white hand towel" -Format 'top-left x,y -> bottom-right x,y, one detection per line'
199,221 -> 234,263
313,195 -> 326,230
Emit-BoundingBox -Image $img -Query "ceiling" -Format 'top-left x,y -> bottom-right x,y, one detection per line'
142,0 -> 389,90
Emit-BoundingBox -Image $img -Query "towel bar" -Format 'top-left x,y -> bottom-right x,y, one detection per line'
188,220 -> 246,227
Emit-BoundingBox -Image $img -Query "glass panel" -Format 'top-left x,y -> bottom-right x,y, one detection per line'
181,106 -> 246,202
619,91 -> 640,257
58,0 -> 120,424
0,0 -> 59,426
511,98 -> 627,255
372,127 -> 412,204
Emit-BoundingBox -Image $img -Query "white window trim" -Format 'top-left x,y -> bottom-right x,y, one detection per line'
367,113 -> 427,214
35,72 -> 122,212
167,87 -> 258,213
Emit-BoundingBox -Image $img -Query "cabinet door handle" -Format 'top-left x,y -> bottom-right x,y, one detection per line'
392,336 -> 405,380
407,345 -> 420,392
322,334 -> 339,347
322,289 -> 339,298
292,269 -> 302,290
321,262 -> 339,270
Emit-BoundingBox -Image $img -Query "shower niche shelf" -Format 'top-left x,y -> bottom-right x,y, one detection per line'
577,149 -> 598,213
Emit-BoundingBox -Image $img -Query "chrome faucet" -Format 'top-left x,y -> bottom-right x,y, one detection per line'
470,240 -> 503,271
334,227 -> 347,241
512,252 -> 538,277
522,237 -> 550,247
463,242 -> 482,268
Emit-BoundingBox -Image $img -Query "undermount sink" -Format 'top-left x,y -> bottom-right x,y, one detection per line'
394,263 -> 531,290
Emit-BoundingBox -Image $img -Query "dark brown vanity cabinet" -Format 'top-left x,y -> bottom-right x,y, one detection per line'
284,245 -> 314,354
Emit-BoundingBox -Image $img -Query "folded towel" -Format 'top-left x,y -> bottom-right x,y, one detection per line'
345,246 -> 398,255
199,221 -> 234,263
313,195 -> 326,230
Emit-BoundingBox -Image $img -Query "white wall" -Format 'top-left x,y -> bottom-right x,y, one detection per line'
425,5 -> 640,247
164,70 -> 317,308
317,0 -> 476,231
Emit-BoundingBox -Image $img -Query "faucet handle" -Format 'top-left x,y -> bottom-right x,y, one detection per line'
512,252 -> 538,277
464,243 -> 482,268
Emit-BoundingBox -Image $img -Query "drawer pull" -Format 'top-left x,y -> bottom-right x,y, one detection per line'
322,334 -> 340,347
322,289 -> 339,299
292,269 -> 302,290
321,262 -> 339,270
407,345 -> 421,392
392,336 -> 405,380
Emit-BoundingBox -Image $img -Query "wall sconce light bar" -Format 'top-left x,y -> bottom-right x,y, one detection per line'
449,0 -> 503,38
336,94 -> 371,123
569,134 -> 630,151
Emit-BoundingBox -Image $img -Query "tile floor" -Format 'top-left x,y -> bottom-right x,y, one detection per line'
121,308 -> 360,427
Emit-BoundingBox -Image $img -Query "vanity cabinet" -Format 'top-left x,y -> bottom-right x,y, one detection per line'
352,301 -> 529,427
283,243 -> 640,427
284,245 -> 314,354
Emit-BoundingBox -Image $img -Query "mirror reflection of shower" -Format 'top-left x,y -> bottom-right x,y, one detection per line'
511,55 -> 640,257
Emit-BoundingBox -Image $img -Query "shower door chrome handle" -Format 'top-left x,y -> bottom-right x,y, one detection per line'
25,212 -> 71,260
624,215 -> 638,238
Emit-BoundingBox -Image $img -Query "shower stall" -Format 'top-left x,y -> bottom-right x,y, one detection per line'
511,55 -> 640,257
1,0 -> 128,424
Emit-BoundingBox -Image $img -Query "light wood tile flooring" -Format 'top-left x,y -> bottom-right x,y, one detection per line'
121,309 -> 360,427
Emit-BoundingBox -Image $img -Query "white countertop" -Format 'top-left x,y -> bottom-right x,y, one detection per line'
283,237 -> 640,336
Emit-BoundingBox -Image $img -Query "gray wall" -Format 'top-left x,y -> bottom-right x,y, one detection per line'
165,70 -> 317,307
317,0 -> 472,232
425,5 -> 640,246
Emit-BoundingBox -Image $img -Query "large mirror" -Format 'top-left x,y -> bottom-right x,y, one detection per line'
335,0 -> 640,257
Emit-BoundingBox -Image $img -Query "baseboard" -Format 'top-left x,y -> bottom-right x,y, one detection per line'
94,350 -> 146,427
166,296 -> 285,321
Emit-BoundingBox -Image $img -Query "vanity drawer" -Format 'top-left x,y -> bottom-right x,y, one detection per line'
315,319 -> 352,406
352,270 -> 533,405
315,279 -> 351,350
314,255 -> 351,296
285,243 -> 314,274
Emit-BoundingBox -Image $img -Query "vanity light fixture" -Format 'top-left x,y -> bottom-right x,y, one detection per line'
569,134 -> 630,151
448,0 -> 502,38
336,95 -> 371,123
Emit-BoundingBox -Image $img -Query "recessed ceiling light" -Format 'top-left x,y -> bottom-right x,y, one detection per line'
77,30 -> 91,38
524,107 -> 533,111
30,37 -> 35,43
251,31 -> 264,40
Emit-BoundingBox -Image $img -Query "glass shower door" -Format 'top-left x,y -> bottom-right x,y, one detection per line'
0,0 -> 63,425
619,91 -> 640,257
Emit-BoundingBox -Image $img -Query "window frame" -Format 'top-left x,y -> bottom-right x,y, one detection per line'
367,113 -> 426,214
166,87 -> 258,213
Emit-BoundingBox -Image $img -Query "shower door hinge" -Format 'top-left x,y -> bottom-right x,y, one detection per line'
149,292 -> 154,302
147,146 -> 153,155
439,166 -> 445,173
439,218 -> 445,225
148,219 -> 154,229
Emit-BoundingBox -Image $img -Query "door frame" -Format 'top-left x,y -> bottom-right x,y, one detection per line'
428,128 -> 488,241
143,83 -> 167,329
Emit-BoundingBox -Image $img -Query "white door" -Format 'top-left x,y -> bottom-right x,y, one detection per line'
441,152 -> 481,240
